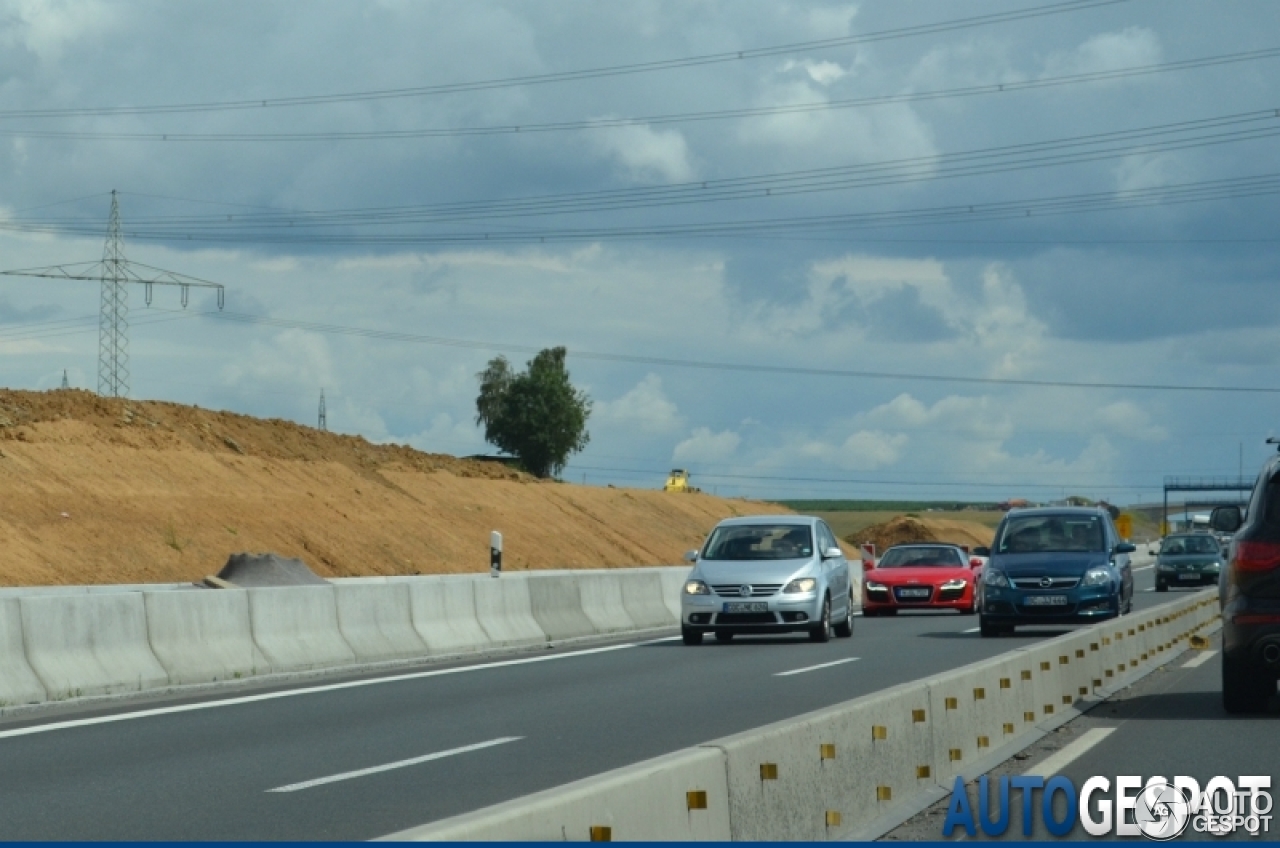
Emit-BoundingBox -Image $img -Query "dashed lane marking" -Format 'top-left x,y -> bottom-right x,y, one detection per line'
1022,727 -> 1116,777
267,737 -> 523,793
775,657 -> 860,677
1182,650 -> 1218,669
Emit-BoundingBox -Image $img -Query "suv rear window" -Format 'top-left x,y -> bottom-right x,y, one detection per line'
996,514 -> 1105,553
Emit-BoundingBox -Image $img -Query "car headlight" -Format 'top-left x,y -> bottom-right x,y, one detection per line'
684,579 -> 709,595
941,578 -> 967,590
865,580 -> 887,591
983,569 -> 1010,587
783,577 -> 817,594
1208,561 -> 1221,569
1082,567 -> 1112,587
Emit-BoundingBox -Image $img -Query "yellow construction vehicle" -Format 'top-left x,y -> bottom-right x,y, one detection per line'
663,469 -> 700,493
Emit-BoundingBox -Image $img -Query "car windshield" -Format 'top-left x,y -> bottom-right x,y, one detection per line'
877,546 -> 963,567
702,524 -> 813,560
996,514 -> 1105,553
1161,535 -> 1219,555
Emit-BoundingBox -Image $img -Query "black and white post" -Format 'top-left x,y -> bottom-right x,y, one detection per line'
490,530 -> 503,578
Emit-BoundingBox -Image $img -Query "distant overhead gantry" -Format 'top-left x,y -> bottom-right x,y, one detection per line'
1,190 -> 225,398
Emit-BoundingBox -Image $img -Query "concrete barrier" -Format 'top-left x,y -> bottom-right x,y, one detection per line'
335,583 -> 429,663
472,578 -> 547,648
19,593 -> 169,699
620,571 -> 677,629
408,578 -> 493,657
524,574 -> 596,641
247,586 -> 356,672
577,572 -> 637,635
925,654 -> 1022,786
0,598 -> 46,706
658,568 -> 689,621
144,589 -> 267,685
381,747 -> 731,841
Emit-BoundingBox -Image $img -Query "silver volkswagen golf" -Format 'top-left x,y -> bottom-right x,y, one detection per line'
680,515 -> 854,645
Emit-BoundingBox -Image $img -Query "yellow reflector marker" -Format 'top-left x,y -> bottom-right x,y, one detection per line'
945,697 -> 958,710
872,726 -> 887,740
1000,678 -> 1011,689
687,791 -> 708,810
917,766 -> 931,779
1062,695 -> 1073,705
821,743 -> 837,759
760,763 -> 778,780
1090,642 -> 1099,651
877,786 -> 893,801
1079,686 -> 1088,696
1045,704 -> 1055,714
1040,661 -> 1051,671
589,826 -> 612,842
974,688 -> 986,700
949,749 -> 963,762
1093,679 -> 1102,688
912,709 -> 926,723
1076,649 -> 1085,658
1003,723 -> 1015,734
826,811 -> 842,828
1024,711 -> 1036,722
1022,670 -> 1033,681
977,736 -> 990,748
1059,656 -> 1069,665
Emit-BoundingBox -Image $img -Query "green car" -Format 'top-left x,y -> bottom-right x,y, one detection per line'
1154,533 -> 1222,591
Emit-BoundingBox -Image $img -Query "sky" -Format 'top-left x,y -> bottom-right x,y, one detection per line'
1,0 -> 1278,504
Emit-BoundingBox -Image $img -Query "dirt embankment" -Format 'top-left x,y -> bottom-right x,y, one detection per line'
0,389 -> 776,586
845,515 -> 994,551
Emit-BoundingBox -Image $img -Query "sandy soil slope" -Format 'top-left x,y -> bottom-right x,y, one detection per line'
0,389 -> 776,586
845,515 -> 995,551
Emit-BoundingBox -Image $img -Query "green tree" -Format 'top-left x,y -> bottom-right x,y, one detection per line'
474,346 -> 591,478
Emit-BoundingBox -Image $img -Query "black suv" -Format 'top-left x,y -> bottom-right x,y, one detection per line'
1210,448 -> 1280,713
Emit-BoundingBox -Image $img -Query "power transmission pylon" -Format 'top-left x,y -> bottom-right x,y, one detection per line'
318,389 -> 327,431
0,191 -> 226,397
60,369 -> 69,389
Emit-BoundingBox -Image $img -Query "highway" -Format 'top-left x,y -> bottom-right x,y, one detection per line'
0,559 -> 1172,840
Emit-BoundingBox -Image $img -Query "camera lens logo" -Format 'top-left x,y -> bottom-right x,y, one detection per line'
1136,781 -> 1192,841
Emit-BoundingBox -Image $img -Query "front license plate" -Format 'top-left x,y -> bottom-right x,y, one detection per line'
1178,573 -> 1200,580
898,588 -> 930,598
723,602 -> 769,613
1024,595 -> 1069,606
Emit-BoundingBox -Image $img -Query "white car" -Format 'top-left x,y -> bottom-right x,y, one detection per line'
680,515 -> 854,645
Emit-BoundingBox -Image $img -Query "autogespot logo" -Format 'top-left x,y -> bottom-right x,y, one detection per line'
943,774 -> 1273,839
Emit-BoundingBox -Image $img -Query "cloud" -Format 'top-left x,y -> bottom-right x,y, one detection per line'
674,427 -> 741,463
779,59 -> 849,86
592,123 -> 695,182
594,373 -> 683,435
1042,27 -> 1163,77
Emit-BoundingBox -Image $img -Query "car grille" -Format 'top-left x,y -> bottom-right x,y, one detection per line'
1017,601 -> 1079,615
711,583 -> 783,597
893,586 -> 934,603
714,612 -> 779,625
1011,577 -> 1080,589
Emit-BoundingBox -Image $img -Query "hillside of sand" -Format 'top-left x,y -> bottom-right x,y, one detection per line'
0,389 -> 778,586
844,515 -> 995,551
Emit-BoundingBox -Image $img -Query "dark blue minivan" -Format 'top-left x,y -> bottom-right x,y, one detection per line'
977,507 -> 1135,637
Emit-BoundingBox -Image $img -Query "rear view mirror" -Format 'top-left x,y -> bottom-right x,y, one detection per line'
683,549 -> 699,563
1114,542 -> 1137,555
973,546 -> 991,557
822,546 -> 844,560
1210,506 -> 1243,533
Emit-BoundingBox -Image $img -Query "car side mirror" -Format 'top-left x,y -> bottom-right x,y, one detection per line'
1113,542 -> 1136,555
973,546 -> 991,557
683,549 -> 699,563
1210,506 -> 1243,533
822,546 -> 844,560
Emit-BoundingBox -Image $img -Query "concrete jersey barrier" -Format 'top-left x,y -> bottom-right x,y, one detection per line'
246,586 -> 356,672
19,593 -> 170,699
408,578 -> 493,656
471,578 -> 547,648
143,589 -> 267,685
524,574 -> 597,641
334,583 -> 429,663
0,598 -> 46,706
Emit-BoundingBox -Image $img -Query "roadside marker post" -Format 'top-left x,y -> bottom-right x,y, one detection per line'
490,531 -> 503,578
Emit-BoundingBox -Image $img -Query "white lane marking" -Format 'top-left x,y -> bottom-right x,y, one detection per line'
961,627 -> 981,634
267,737 -> 522,793
0,642 -> 643,741
1023,727 -> 1116,777
1134,565 -> 1154,572
1142,587 -> 1156,592
1182,650 -> 1218,669
775,657 -> 860,677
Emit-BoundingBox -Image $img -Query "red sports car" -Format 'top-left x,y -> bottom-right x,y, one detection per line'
862,543 -> 983,615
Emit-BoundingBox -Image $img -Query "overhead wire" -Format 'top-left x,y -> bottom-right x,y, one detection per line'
3,46 -> 1275,143
0,0 -> 1132,120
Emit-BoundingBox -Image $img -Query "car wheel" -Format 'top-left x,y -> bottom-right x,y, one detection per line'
1156,580 -> 1168,592
979,616 -> 1001,637
809,596 -> 832,643
681,626 -> 703,646
960,596 -> 977,615
714,631 -> 735,643
834,595 -> 854,638
882,608 -> 898,616
1223,653 -> 1273,714
862,607 -> 879,617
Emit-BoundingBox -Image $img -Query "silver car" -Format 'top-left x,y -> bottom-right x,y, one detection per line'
680,515 -> 854,645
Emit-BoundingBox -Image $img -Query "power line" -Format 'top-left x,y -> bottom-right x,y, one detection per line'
5,46 -> 1274,143
186,309 -> 1280,395
0,0 -> 1132,120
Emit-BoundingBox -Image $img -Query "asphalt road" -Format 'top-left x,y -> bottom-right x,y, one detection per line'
0,559 -> 1175,840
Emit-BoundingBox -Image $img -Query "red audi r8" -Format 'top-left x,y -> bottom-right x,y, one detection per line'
862,543 -> 983,615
